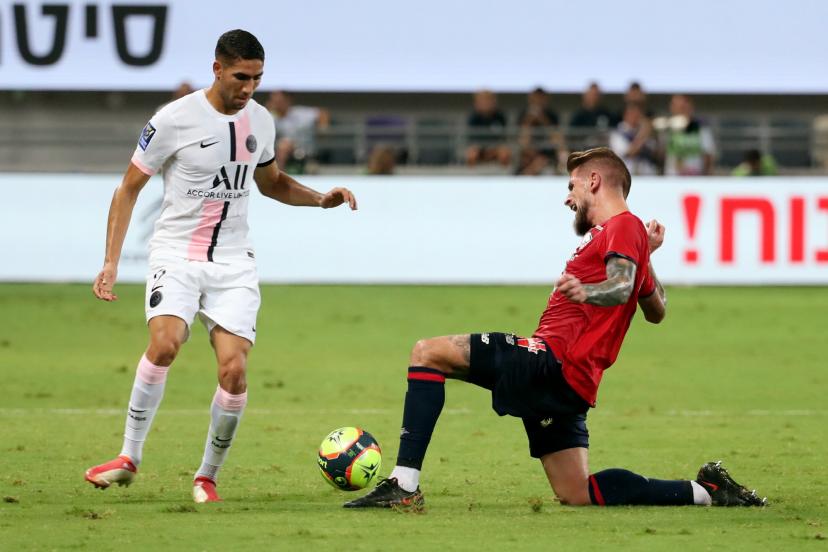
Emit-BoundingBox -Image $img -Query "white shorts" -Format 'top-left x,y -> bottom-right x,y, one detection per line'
145,256 -> 260,344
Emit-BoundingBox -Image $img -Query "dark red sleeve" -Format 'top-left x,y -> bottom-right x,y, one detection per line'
603,214 -> 647,266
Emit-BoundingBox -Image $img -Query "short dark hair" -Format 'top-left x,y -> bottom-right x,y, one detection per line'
215,29 -> 264,63
567,147 -> 632,198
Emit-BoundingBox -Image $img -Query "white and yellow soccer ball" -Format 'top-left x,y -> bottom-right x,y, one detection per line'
317,427 -> 382,491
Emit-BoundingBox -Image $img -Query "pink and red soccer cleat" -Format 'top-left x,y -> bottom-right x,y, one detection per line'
85,455 -> 137,489
192,476 -> 221,503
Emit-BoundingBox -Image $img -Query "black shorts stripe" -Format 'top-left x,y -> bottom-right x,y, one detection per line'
257,156 -> 275,168
207,202 -> 230,262
228,122 -> 236,162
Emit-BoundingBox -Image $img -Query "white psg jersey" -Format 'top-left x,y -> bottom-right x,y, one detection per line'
131,90 -> 276,263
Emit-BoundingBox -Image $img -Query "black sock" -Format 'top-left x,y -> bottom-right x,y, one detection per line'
588,468 -> 694,506
395,366 -> 446,470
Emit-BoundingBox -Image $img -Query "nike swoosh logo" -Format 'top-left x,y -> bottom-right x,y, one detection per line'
151,285 -> 163,292
214,436 -> 232,442
200,141 -> 219,148
701,481 -> 719,491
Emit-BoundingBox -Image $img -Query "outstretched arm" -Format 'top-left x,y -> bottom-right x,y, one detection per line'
556,256 -> 637,306
254,162 -> 356,209
93,162 -> 151,302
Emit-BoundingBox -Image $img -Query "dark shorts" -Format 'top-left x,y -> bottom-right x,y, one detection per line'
468,332 -> 590,458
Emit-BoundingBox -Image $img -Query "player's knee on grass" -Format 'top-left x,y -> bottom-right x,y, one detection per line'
551,479 -> 591,506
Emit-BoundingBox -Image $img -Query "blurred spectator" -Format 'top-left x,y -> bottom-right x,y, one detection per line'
157,81 -> 194,111
657,94 -> 716,176
619,81 -> 653,119
366,145 -> 397,175
515,87 -> 566,175
569,82 -> 616,129
812,115 -> 828,171
172,81 -> 194,101
465,90 -> 511,167
610,102 -> 658,175
731,149 -> 777,176
266,90 -> 330,173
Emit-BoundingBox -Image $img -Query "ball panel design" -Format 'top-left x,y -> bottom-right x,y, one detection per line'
317,427 -> 382,491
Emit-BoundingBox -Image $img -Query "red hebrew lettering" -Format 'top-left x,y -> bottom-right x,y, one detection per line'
789,197 -> 805,263
682,195 -> 701,263
816,198 -> 828,263
720,198 -> 775,263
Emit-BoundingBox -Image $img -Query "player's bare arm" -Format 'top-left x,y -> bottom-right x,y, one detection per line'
638,263 -> 667,323
639,219 -> 667,322
556,256 -> 637,306
254,162 -> 357,209
93,162 -> 151,302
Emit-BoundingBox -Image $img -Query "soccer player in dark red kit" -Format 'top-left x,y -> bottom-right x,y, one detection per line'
345,147 -> 766,509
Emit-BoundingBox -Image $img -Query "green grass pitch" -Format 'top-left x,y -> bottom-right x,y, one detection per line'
0,284 -> 826,551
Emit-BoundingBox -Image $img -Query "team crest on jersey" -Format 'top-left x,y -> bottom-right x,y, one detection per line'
138,121 -> 156,151
245,135 -> 257,153
517,337 -> 546,354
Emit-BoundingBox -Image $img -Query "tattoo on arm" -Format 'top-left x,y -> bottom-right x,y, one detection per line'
650,262 -> 667,306
583,256 -> 636,306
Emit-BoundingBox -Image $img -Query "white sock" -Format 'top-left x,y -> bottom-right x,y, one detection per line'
196,386 -> 247,482
690,480 -> 712,506
389,465 -> 420,492
120,355 -> 169,466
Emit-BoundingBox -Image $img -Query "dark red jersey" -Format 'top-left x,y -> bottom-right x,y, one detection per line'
533,211 -> 655,406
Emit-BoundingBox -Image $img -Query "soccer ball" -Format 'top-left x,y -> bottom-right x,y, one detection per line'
317,427 -> 382,491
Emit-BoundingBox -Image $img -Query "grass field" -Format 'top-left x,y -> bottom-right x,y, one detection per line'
0,284 -> 826,551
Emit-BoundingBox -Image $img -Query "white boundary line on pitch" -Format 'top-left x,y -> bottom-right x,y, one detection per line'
0,408 -> 824,417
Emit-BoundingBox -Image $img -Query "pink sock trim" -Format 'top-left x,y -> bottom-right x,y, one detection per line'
136,355 -> 170,385
214,386 -> 247,411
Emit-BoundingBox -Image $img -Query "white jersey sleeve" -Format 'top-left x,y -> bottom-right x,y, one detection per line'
256,108 -> 276,167
131,108 -> 179,175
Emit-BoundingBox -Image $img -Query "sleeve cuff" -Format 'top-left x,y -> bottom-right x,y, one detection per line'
131,156 -> 156,176
604,251 -> 638,265
257,156 -> 276,168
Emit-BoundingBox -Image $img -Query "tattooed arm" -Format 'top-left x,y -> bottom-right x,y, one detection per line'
638,262 -> 666,323
555,256 -> 637,306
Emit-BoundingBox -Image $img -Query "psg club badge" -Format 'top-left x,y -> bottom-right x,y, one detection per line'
245,135 -> 257,153
149,291 -> 163,308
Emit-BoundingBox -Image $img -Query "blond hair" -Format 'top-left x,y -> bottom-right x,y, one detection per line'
567,147 -> 632,198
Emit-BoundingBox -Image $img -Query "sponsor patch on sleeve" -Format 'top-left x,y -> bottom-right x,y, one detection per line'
138,121 -> 156,151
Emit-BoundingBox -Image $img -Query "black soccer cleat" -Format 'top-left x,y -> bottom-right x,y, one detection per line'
343,477 -> 425,509
696,461 -> 767,507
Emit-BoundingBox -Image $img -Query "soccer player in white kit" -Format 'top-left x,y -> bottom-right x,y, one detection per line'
85,30 -> 357,503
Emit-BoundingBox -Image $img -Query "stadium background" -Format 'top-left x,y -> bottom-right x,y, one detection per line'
1,1 -> 827,550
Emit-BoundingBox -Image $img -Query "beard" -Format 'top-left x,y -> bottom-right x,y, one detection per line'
573,202 -> 592,236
